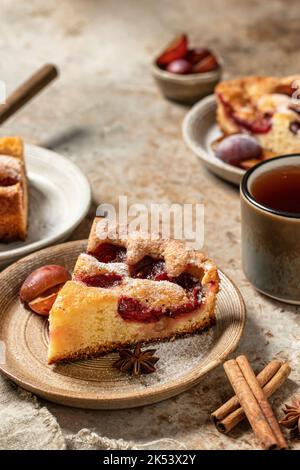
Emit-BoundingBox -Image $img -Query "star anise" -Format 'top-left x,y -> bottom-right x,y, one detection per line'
279,396 -> 300,435
113,343 -> 159,376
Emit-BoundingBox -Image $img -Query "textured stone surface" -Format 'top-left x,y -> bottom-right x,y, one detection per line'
2,0 -> 300,450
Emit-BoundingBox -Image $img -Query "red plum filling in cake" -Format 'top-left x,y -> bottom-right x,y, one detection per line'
79,245 -> 206,323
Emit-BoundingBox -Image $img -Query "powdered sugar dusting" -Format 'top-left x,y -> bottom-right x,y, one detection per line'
124,327 -> 216,387
0,155 -> 21,181
77,253 -> 129,276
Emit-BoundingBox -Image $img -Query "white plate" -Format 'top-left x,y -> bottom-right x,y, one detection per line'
182,95 -> 244,185
0,144 -> 91,267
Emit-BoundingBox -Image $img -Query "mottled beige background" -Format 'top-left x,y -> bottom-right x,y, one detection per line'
1,0 -> 300,450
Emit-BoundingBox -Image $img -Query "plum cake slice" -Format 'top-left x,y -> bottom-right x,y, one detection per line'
215,75 -> 300,159
0,136 -> 28,241
48,218 -> 219,364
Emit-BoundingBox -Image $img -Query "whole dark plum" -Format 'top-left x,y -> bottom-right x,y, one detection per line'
166,59 -> 192,74
216,134 -> 262,167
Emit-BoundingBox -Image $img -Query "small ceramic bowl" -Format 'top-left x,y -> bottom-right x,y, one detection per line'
151,58 -> 223,105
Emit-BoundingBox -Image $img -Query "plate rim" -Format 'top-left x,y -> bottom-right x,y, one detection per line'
0,239 -> 246,409
182,95 -> 245,184
0,144 -> 91,261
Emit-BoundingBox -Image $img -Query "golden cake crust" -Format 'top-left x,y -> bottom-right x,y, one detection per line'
88,217 -> 218,280
216,76 -> 300,127
0,137 -> 28,241
0,136 -> 24,159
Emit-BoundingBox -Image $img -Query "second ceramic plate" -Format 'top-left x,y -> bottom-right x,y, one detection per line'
0,240 -> 245,410
182,95 -> 244,185
0,144 -> 91,267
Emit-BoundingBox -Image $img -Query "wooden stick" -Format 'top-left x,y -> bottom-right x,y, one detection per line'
236,355 -> 287,449
215,363 -> 291,433
212,359 -> 282,423
224,359 -> 279,450
0,64 -> 58,125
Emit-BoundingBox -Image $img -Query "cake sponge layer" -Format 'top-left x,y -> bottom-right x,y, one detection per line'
48,280 -> 216,364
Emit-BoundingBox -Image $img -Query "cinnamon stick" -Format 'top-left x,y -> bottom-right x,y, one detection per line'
212,359 -> 281,423
224,359 -> 282,449
236,355 -> 287,450
263,362 -> 291,398
212,361 -> 291,433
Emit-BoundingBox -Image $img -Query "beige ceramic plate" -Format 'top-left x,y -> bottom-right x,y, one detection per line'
0,240 -> 245,410
0,144 -> 91,268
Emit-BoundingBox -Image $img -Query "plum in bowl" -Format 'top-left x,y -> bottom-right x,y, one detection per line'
152,34 -> 222,104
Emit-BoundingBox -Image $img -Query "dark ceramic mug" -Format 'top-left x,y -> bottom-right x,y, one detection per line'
240,154 -> 300,304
